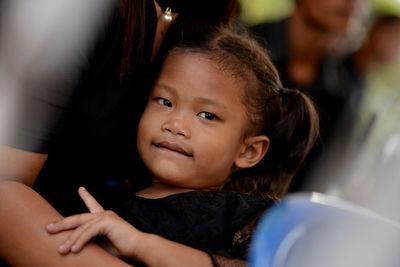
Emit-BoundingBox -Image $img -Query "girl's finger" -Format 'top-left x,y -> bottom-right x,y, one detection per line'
58,216 -> 104,254
46,213 -> 96,233
78,187 -> 104,213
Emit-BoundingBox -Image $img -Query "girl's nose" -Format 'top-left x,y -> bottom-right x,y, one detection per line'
161,117 -> 191,138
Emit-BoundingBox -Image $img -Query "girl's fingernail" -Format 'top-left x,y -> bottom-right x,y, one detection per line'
71,245 -> 78,252
58,245 -> 66,252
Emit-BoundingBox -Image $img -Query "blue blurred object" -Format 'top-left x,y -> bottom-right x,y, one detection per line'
249,193 -> 400,267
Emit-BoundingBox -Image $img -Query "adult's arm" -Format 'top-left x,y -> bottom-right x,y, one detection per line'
0,146 -> 47,185
0,180 -> 132,267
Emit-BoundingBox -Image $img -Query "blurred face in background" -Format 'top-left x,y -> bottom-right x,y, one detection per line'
369,18 -> 400,65
297,0 -> 363,34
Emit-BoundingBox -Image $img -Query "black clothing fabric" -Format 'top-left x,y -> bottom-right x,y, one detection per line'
116,191 -> 274,263
29,1 -> 157,216
250,19 -> 365,191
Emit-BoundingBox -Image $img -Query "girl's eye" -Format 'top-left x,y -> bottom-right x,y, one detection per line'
198,111 -> 217,121
157,98 -> 172,107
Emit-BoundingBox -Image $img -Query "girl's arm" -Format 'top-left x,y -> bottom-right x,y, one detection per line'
137,234 -> 215,267
0,180 -> 132,267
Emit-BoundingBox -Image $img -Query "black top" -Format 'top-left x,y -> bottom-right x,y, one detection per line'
250,19 -> 365,191
116,190 -> 274,263
27,1 -> 157,215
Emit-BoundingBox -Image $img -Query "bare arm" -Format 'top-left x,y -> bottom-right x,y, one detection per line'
136,233 -> 247,267
137,234 -> 214,267
0,145 -> 47,185
0,180 -> 132,267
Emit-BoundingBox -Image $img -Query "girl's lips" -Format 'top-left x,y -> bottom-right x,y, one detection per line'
155,141 -> 193,157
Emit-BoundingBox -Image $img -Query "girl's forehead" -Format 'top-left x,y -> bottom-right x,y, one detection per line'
161,51 -> 246,93
164,51 -> 246,82
156,51 -> 248,107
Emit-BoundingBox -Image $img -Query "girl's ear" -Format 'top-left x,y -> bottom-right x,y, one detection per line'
235,135 -> 269,169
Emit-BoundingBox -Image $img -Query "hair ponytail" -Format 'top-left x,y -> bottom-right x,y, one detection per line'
278,88 -> 319,160
231,87 -> 319,198
275,89 -> 320,178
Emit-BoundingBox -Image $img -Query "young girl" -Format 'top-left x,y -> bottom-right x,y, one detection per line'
44,26 -> 319,267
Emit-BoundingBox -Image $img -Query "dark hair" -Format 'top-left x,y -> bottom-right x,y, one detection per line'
118,0 -> 237,79
165,26 -> 319,199
119,0 -> 147,79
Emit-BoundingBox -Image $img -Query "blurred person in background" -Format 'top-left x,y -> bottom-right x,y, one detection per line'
353,2 -> 400,76
0,0 -> 236,265
249,0 -> 366,192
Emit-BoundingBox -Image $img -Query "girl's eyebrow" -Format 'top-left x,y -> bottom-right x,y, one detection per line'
193,97 -> 228,111
154,83 -> 177,97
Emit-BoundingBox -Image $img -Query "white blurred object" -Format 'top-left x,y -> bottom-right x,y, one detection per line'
0,0 -> 115,80
0,0 -> 116,146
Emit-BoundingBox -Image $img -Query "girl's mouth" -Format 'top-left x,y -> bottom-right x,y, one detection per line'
155,141 -> 193,157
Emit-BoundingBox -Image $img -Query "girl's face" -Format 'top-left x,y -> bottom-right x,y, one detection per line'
137,52 -> 253,189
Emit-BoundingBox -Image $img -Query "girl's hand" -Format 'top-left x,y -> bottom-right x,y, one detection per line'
46,187 -> 146,259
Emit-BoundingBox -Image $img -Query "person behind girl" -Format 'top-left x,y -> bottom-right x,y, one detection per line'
41,26 -> 320,267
